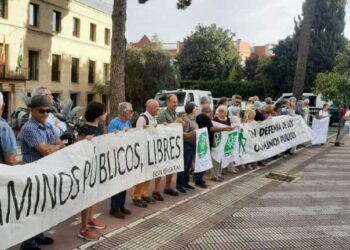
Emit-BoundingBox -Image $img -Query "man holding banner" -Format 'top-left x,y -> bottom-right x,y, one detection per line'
157,94 -> 180,196
109,102 -> 134,218
20,95 -> 64,250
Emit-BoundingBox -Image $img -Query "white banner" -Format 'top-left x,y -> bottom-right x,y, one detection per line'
235,116 -> 313,165
311,117 -> 329,145
0,124 -> 183,250
194,128 -> 212,173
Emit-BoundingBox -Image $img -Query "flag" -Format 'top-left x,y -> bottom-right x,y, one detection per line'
0,36 -> 5,76
16,39 -> 23,71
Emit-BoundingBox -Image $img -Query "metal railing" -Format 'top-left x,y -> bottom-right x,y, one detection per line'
0,65 -> 28,81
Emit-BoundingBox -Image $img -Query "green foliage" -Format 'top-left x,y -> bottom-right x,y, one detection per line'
315,42 -> 350,108
269,0 -> 346,94
125,47 -> 177,111
180,80 -> 264,99
177,24 -> 241,81
315,72 -> 350,107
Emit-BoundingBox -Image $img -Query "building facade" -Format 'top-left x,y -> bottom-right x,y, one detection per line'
0,0 -> 112,119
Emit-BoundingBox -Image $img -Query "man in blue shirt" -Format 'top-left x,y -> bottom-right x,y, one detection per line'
0,92 -> 17,165
20,95 -> 64,250
108,102 -> 134,219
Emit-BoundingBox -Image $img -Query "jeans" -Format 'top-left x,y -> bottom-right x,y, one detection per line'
110,190 -> 126,212
22,232 -> 45,247
177,143 -> 195,189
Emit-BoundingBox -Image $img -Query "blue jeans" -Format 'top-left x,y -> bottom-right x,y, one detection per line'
177,143 -> 195,189
22,232 -> 45,247
110,190 -> 126,212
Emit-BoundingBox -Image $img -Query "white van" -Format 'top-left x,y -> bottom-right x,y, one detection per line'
155,89 -> 213,114
274,93 -> 331,108
274,93 -> 340,125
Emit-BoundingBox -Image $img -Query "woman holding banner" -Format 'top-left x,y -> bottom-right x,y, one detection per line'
77,102 -> 107,241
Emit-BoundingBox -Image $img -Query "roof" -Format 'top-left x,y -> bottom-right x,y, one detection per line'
75,0 -> 113,15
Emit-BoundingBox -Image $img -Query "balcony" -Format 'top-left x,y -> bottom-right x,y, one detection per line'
0,65 -> 28,81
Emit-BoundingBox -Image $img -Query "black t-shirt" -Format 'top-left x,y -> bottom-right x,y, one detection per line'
196,114 -> 214,147
255,110 -> 265,122
77,123 -> 104,137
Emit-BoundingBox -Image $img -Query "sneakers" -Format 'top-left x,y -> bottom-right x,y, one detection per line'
88,219 -> 106,230
109,210 -> 125,219
184,184 -> 195,190
152,191 -> 164,201
164,188 -> 179,196
211,177 -> 223,182
142,196 -> 156,204
195,181 -> 208,189
78,229 -> 100,241
133,199 -> 148,208
177,187 -> 187,194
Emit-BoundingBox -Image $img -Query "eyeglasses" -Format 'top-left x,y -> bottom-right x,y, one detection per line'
218,110 -> 225,113
38,109 -> 50,114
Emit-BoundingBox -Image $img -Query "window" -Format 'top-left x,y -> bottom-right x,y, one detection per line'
90,23 -> 96,42
188,93 -> 194,102
103,63 -> 110,83
88,60 -> 95,84
71,57 -> 79,83
104,28 -> 110,45
0,0 -> 8,19
87,94 -> 94,104
52,11 -> 61,33
28,50 -> 39,80
29,3 -> 39,27
72,17 -> 80,37
51,54 -> 61,82
70,93 -> 78,108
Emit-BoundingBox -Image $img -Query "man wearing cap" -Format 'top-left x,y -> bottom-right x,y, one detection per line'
0,91 -> 17,165
20,95 -> 64,250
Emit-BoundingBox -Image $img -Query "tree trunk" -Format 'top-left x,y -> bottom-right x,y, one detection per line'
292,0 -> 317,100
110,0 -> 127,118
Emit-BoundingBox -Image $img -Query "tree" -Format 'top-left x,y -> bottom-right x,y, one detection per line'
243,56 -> 259,81
109,0 -> 191,118
292,0 -> 317,100
177,24 -> 241,81
269,0 -> 346,98
125,47 -> 177,111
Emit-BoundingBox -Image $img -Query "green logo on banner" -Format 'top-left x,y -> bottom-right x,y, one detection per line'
213,132 -> 222,148
197,132 -> 208,159
224,131 -> 238,156
238,128 -> 247,156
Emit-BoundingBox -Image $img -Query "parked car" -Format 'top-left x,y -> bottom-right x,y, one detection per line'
155,89 -> 213,115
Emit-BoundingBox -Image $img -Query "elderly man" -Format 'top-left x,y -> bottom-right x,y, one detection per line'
0,92 -> 17,165
132,99 -> 164,207
20,95 -> 64,250
31,86 -> 67,137
157,94 -> 180,196
109,102 -> 134,218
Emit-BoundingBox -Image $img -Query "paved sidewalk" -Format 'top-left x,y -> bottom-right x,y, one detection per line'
87,139 -> 350,250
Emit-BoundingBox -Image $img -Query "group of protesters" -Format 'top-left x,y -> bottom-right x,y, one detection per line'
1,87 -> 350,249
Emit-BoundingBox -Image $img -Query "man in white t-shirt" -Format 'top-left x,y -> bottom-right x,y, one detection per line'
335,108 -> 350,146
132,99 -> 164,208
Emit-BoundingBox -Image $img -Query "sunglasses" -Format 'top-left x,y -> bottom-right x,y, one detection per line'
38,109 -> 50,114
